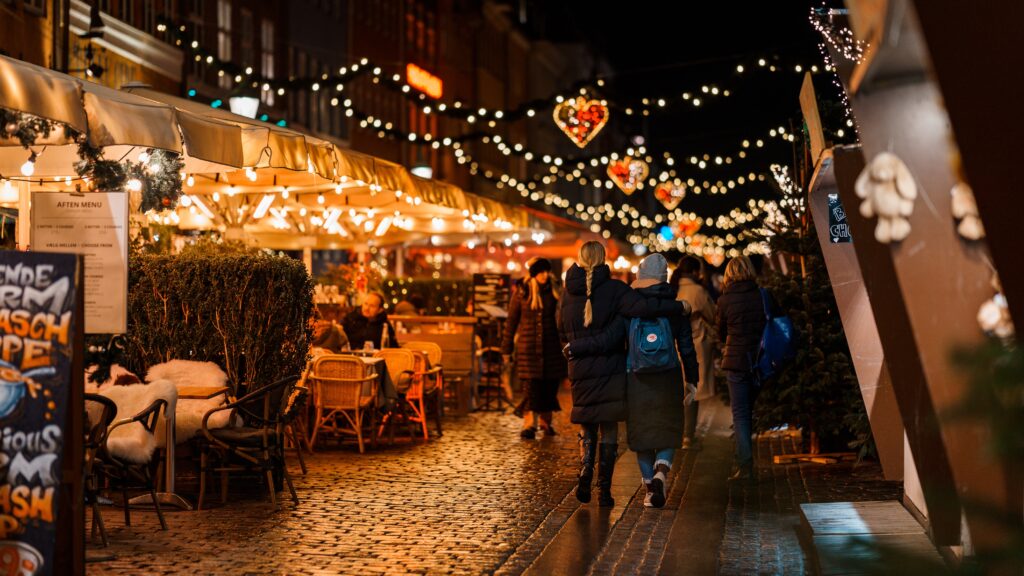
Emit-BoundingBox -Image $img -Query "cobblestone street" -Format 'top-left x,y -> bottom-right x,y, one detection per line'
87,388 -> 901,575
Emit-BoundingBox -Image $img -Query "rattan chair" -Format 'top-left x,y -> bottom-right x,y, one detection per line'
373,348 -> 422,441
198,375 -> 301,509
308,355 -> 379,453
403,342 -> 444,437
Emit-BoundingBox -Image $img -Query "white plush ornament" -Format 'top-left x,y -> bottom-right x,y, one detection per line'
978,274 -> 1014,339
950,182 -> 985,241
855,152 -> 917,243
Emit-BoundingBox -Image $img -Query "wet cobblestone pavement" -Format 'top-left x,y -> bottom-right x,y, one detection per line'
87,389 -> 902,575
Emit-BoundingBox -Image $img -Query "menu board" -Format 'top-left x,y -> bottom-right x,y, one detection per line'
0,251 -> 82,575
472,273 -> 511,323
31,192 -> 128,333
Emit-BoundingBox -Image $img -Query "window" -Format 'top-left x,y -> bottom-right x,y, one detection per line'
217,0 -> 232,88
260,19 -> 274,105
239,9 -> 253,67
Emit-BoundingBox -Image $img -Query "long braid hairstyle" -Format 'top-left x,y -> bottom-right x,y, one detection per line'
577,241 -> 606,327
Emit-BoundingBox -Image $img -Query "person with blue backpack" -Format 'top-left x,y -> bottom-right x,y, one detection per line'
717,255 -> 789,482
624,254 -> 701,508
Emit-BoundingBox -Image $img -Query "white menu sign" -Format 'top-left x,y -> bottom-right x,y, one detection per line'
32,191 -> 128,334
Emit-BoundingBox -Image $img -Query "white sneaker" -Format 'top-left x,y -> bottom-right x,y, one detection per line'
643,481 -> 655,508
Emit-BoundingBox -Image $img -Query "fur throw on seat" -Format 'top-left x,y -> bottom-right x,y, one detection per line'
100,380 -> 177,463
146,360 -> 234,441
85,364 -> 138,393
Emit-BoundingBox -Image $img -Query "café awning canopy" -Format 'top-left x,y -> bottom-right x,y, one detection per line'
0,54 -> 548,247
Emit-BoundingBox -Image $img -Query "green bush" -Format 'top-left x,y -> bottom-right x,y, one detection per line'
120,249 -> 313,392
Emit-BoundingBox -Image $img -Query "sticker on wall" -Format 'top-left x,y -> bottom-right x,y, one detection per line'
827,193 -> 852,243
951,182 -> 985,241
854,152 -> 916,244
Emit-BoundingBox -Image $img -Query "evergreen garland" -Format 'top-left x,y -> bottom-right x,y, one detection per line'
0,108 -> 74,148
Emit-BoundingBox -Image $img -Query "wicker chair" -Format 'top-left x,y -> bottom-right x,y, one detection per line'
308,355 -> 379,453
197,375 -> 300,510
403,341 -> 444,437
373,348 -> 422,441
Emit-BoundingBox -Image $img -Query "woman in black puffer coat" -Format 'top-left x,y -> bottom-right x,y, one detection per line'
717,255 -> 770,481
502,257 -> 567,439
559,241 -> 683,507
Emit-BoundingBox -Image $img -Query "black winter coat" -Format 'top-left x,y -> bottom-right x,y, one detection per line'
716,279 -> 768,371
557,264 -> 683,424
501,279 -> 567,382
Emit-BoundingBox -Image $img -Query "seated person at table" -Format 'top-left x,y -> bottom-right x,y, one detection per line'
393,294 -> 426,316
312,319 -> 349,354
342,291 -> 397,350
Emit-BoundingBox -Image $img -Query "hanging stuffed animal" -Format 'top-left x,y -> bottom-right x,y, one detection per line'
951,182 -> 985,241
854,152 -> 917,243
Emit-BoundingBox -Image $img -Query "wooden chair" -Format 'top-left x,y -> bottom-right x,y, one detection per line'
308,355 -> 379,453
403,342 -> 445,437
84,393 -> 117,546
373,348 -> 423,441
198,375 -> 301,510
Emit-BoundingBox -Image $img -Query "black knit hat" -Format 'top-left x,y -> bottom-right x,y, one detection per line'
526,257 -> 552,277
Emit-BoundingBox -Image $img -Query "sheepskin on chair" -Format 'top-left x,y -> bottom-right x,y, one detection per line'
85,363 -> 138,393
146,360 -> 233,442
100,380 -> 177,463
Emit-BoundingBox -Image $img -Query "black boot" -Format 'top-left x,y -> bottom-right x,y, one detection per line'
597,443 -> 618,507
575,429 -> 597,503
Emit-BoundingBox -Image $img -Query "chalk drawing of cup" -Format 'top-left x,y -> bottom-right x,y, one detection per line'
0,540 -> 44,575
0,362 -> 56,421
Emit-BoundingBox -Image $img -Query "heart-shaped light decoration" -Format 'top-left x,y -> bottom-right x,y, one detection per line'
654,182 -> 686,210
553,96 -> 609,148
606,157 -> 649,195
673,216 -> 702,238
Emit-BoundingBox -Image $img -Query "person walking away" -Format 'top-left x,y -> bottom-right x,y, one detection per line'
502,258 -> 566,439
559,241 -> 683,507
670,256 -> 717,449
717,256 -> 768,481
623,254 -> 700,507
342,291 -> 397,350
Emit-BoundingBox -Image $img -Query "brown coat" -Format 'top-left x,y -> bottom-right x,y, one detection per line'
502,279 -> 567,382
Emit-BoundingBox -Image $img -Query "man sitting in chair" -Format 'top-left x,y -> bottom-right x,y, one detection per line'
342,291 -> 397,350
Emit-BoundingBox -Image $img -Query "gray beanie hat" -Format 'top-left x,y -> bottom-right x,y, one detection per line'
637,253 -> 668,282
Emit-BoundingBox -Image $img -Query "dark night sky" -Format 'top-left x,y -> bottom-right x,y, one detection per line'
522,1 -> 834,221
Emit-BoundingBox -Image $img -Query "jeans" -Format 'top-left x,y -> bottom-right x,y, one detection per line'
636,448 -> 675,482
726,370 -> 761,467
581,421 -> 618,445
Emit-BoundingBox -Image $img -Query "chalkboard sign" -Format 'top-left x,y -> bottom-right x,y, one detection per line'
828,193 -> 853,243
0,252 -> 83,576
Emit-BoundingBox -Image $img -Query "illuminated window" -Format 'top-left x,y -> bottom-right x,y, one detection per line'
261,18 -> 275,105
217,0 -> 232,89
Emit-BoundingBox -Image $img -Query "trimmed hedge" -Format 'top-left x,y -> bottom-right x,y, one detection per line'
122,250 -> 313,391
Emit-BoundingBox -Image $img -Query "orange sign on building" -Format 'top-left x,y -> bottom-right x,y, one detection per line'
406,63 -> 443,99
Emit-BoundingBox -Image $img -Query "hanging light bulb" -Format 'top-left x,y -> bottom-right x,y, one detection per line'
186,175 -> 195,187
138,150 -> 150,163
20,152 -> 37,177
126,179 -> 142,192
281,187 -> 289,199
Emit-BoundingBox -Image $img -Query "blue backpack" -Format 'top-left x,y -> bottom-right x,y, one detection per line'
754,288 -> 795,384
627,317 -> 679,374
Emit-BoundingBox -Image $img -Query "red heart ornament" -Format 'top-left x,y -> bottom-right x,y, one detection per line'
606,157 -> 649,195
673,217 -> 702,238
553,96 -> 609,148
654,182 -> 686,210
704,252 -> 726,267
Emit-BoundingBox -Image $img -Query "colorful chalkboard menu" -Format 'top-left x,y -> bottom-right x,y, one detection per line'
0,251 -> 82,576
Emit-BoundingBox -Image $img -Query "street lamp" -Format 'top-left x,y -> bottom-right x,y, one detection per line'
228,86 -> 260,119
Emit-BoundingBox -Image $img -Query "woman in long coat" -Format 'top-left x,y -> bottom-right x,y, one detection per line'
671,256 -> 717,448
502,257 -> 566,439
559,242 -> 683,507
